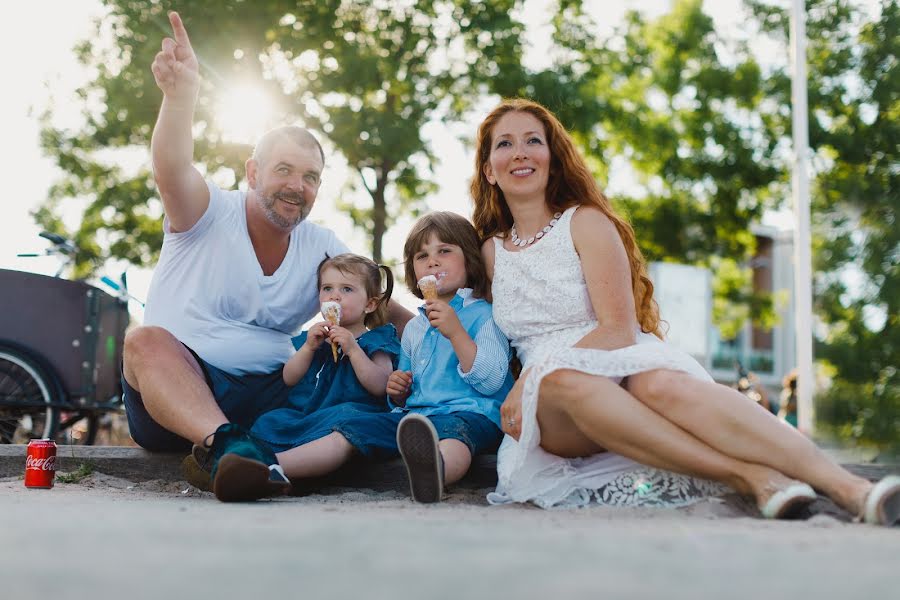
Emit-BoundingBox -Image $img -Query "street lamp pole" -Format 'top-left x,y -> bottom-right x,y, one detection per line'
790,0 -> 814,434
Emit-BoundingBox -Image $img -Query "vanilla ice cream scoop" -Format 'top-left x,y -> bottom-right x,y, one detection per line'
321,301 -> 342,362
417,275 -> 439,300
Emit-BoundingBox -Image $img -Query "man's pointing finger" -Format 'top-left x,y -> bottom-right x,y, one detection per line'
168,11 -> 193,50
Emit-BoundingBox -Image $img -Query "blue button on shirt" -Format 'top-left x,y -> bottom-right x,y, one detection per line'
391,288 -> 514,427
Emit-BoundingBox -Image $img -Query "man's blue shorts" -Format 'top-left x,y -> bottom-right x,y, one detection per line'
121,344 -> 291,452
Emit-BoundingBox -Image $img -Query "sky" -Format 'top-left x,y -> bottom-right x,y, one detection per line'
0,1 -> 877,316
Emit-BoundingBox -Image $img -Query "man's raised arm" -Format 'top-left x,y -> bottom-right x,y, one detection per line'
149,11 -> 209,233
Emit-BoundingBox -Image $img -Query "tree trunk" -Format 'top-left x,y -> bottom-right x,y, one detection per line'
371,164 -> 389,263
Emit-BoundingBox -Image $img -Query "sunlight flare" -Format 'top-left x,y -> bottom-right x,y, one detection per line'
214,84 -> 275,144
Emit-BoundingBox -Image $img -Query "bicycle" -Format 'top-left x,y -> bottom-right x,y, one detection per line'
0,232 -> 132,444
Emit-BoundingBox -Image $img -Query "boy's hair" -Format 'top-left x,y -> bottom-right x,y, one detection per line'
403,211 -> 488,300
316,254 -> 394,329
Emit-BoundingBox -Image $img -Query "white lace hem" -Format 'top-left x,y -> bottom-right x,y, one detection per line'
487,345 -> 730,509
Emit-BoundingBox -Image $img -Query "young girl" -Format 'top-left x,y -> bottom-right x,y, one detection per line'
276,253 -> 400,414
222,213 -> 513,503
212,253 -> 401,501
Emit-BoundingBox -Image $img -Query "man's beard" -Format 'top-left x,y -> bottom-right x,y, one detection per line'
259,190 -> 310,230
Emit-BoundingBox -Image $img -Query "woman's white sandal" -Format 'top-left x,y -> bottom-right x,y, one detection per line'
860,475 -> 900,526
760,482 -> 817,519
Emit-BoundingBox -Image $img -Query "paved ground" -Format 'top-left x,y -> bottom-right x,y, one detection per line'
1,472 -> 898,600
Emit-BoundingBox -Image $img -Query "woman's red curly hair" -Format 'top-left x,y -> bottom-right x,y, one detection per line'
470,98 -> 662,338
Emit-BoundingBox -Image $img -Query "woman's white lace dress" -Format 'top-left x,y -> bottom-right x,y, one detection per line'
487,206 -> 728,509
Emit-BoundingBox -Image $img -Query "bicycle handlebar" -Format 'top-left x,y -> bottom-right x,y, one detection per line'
38,231 -> 76,255
101,276 -> 145,307
39,231 -> 67,245
19,233 -> 145,307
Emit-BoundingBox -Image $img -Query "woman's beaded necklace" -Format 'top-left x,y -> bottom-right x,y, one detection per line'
510,212 -> 562,247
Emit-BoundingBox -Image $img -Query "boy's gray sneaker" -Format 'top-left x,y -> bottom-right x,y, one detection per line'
397,413 -> 444,503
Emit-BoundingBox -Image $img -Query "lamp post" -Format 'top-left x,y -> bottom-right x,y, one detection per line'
790,0 -> 814,435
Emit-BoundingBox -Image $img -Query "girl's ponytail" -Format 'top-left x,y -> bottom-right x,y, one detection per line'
365,264 -> 394,329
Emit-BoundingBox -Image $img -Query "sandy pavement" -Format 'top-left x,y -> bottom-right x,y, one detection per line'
1,472 -> 897,600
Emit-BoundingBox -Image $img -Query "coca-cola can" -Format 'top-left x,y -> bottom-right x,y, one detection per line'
25,439 -> 57,489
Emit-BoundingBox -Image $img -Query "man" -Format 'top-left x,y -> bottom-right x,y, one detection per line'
123,11 -> 411,501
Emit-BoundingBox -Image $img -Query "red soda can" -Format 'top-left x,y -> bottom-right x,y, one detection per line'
25,439 -> 57,489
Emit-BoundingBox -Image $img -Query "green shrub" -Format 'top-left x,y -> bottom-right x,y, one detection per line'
815,376 -> 900,457
56,462 -> 95,484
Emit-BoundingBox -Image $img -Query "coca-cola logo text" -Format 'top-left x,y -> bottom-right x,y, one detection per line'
26,455 -> 57,471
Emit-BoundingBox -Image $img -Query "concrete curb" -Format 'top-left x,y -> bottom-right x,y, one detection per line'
0,445 -> 499,491
2,445 -> 896,495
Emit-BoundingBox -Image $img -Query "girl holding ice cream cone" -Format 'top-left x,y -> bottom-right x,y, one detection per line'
278,253 -> 397,391
246,213 -> 513,503
243,255 -> 402,485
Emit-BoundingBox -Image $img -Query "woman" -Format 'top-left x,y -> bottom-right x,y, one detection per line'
471,98 -> 899,524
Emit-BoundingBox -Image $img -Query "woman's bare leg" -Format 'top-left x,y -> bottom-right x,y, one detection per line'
275,432 -> 355,479
627,369 -> 872,514
536,369 -> 801,504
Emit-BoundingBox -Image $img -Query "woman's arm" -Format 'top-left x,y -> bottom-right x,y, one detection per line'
570,207 -> 640,351
387,300 -> 414,338
480,238 -> 496,303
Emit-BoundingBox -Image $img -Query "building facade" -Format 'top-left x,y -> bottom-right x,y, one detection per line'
650,225 -> 795,393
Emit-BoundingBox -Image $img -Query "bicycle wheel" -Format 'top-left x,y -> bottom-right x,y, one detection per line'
0,345 -> 61,443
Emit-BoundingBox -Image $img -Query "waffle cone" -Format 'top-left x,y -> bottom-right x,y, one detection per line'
321,302 -> 342,363
417,275 -> 439,300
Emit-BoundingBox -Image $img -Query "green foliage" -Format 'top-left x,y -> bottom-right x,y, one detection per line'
711,257 -> 751,340
489,0 -> 782,333
34,0 -> 896,454
748,0 -> 898,446
708,256 -> 781,340
36,0 -> 527,265
39,0 -> 781,329
815,373 -> 900,454
268,0 -> 526,260
56,462 -> 95,484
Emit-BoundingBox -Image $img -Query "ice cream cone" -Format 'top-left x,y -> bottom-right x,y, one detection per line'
321,301 -> 342,362
417,275 -> 439,301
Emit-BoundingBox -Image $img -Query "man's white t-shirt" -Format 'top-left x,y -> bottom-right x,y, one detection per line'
144,181 -> 349,375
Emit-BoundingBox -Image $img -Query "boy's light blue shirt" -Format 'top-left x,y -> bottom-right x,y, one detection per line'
391,288 -> 513,427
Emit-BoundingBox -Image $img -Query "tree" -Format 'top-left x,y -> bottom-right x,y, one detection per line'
747,0 -> 898,449
37,0 -> 527,269
265,0 -> 527,261
481,0 -> 783,336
